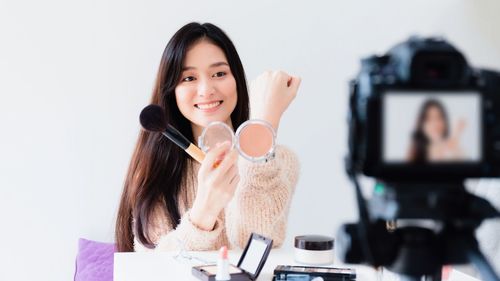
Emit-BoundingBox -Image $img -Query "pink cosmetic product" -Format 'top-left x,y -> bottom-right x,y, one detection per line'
215,246 -> 230,281
198,119 -> 276,163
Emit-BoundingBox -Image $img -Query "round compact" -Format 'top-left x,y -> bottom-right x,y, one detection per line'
198,119 -> 276,163
236,119 -> 276,162
198,121 -> 235,153
294,235 -> 335,265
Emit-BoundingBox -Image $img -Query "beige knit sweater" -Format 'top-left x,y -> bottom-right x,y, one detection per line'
133,145 -> 299,252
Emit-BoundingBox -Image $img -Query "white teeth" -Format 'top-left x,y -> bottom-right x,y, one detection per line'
196,101 -> 221,110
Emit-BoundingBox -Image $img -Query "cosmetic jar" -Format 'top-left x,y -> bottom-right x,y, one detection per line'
294,235 -> 335,265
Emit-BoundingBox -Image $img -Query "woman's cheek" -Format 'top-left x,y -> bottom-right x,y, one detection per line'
220,76 -> 238,108
175,86 -> 196,118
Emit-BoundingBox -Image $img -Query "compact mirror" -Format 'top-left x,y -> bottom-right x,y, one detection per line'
198,121 -> 235,153
238,236 -> 270,275
198,119 -> 276,163
237,233 -> 273,280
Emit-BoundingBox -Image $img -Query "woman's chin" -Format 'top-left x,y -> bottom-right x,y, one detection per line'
194,116 -> 231,128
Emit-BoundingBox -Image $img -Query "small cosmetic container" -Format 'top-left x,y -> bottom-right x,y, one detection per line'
294,235 -> 335,265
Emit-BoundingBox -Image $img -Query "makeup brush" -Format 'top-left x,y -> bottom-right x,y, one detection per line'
139,104 -> 205,163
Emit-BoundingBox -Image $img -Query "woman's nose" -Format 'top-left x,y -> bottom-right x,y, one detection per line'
197,79 -> 215,97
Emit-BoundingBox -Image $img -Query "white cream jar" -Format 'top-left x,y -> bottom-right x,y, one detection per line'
294,235 -> 335,265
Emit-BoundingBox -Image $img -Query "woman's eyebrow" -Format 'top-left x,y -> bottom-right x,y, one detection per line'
209,61 -> 229,68
182,66 -> 195,71
181,62 -> 228,71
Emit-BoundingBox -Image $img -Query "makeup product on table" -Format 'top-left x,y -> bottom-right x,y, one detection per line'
192,233 -> 273,281
215,246 -> 230,281
294,235 -> 335,265
198,119 -> 276,163
273,265 -> 356,281
139,104 -> 205,163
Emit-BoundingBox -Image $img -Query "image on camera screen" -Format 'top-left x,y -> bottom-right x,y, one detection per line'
383,91 -> 481,163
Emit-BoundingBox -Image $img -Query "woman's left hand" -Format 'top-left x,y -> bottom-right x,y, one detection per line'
249,70 -> 301,131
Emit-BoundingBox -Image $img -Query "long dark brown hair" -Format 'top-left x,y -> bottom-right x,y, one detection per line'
115,22 -> 250,252
409,99 -> 449,163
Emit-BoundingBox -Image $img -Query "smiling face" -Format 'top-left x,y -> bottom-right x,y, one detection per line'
423,105 -> 447,142
175,39 -> 237,137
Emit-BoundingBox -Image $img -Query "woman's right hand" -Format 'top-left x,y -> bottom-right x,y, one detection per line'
190,142 -> 240,231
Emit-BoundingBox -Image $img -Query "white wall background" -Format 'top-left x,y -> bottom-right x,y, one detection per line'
2,1 -> 500,280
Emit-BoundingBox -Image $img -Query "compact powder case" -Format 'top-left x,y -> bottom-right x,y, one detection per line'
198,119 -> 276,163
192,233 -> 273,281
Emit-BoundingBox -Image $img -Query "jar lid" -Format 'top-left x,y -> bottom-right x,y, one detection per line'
294,235 -> 334,250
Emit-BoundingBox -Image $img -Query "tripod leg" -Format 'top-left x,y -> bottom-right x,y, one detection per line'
466,245 -> 500,281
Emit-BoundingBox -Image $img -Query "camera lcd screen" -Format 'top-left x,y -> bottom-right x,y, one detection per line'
383,91 -> 481,164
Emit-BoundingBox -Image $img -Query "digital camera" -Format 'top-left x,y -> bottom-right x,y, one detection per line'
347,36 -> 500,181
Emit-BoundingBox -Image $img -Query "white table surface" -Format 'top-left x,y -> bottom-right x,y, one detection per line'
114,248 -> 480,281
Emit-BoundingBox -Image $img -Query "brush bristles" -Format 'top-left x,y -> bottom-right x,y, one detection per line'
139,104 -> 167,132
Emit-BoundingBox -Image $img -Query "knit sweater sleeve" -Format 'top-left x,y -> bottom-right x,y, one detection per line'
133,205 -> 224,252
225,145 -> 300,249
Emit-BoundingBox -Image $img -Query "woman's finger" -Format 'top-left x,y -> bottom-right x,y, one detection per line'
288,76 -> 302,94
213,149 -> 239,175
224,164 -> 239,180
275,71 -> 290,84
199,141 -> 231,174
229,173 -> 240,187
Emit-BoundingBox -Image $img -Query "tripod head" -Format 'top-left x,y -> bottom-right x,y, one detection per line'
337,179 -> 500,281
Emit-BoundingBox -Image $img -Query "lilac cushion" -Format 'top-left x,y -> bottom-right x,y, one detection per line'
74,238 -> 116,281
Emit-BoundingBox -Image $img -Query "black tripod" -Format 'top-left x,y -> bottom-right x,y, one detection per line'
337,179 -> 500,281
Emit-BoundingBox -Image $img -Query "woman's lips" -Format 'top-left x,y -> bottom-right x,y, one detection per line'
195,100 -> 223,112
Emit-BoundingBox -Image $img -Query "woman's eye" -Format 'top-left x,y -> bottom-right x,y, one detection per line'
182,76 -> 195,82
213,71 -> 226,78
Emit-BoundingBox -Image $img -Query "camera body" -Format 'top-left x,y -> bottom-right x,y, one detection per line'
339,37 -> 500,280
347,36 -> 500,182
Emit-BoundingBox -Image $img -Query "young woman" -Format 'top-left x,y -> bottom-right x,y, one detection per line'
115,22 -> 301,252
407,99 -> 465,163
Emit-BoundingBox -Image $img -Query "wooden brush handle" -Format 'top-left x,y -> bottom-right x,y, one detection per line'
185,143 -> 205,163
